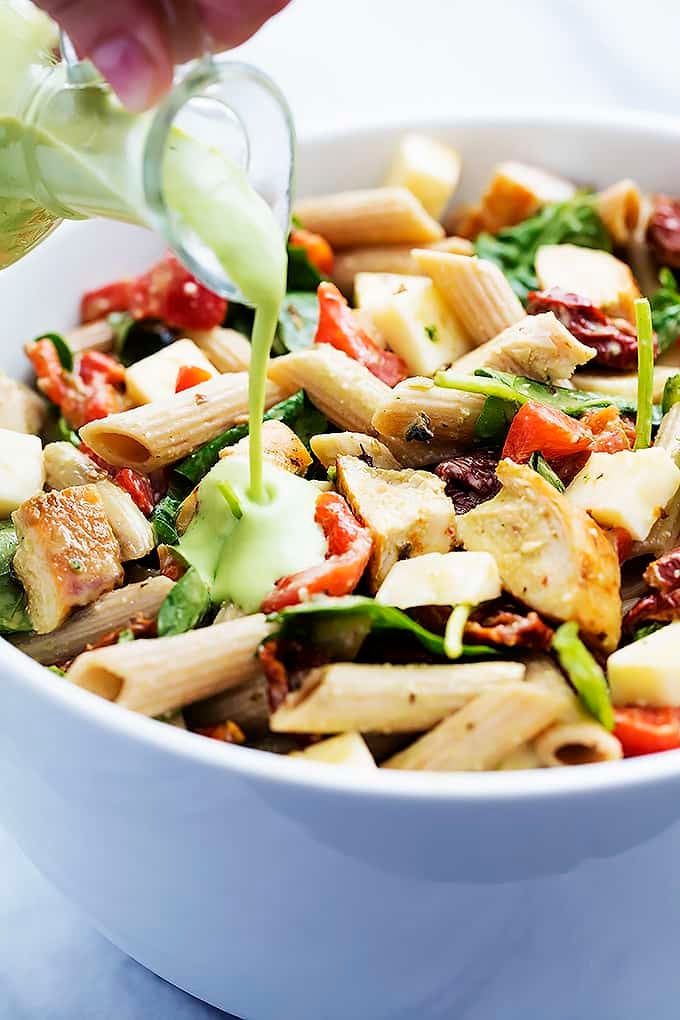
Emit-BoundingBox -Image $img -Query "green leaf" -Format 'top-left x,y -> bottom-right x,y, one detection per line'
0,522 -> 31,634
117,628 -> 135,644
34,332 -> 73,372
276,292 -> 320,353
157,567 -> 210,637
474,395 -> 519,443
551,621 -> 614,730
287,242 -> 325,292
56,416 -> 80,447
529,452 -> 566,493
474,195 -> 612,304
630,621 -> 665,643
661,373 -> 680,417
151,489 -> 185,547
108,311 -> 135,357
651,268 -> 680,354
634,298 -> 654,451
269,595 -> 500,660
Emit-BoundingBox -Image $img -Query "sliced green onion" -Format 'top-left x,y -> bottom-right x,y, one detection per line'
634,297 -> 654,450
444,604 -> 472,660
552,621 -> 614,730
529,452 -> 566,493
434,370 -> 527,404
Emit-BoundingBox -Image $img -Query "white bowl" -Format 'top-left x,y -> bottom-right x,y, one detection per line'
3,109 -> 680,1020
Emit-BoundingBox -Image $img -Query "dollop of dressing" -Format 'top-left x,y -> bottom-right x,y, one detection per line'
178,457 -> 327,613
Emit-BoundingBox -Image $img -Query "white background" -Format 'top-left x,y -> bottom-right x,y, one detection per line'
2,1 -> 679,1016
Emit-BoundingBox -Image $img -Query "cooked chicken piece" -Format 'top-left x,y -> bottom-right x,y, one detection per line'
0,374 -> 47,434
475,161 -> 575,234
43,442 -> 107,490
12,485 -> 124,633
456,460 -> 621,653
220,420 -> 312,477
310,432 -> 401,470
535,245 -> 641,323
372,312 -> 594,447
335,455 -> 456,590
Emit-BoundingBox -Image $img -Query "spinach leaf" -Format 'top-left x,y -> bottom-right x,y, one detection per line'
151,489 -> 185,547
0,523 -> 31,634
551,621 -> 614,730
276,292 -> 320,353
651,268 -> 680,355
529,452 -> 566,492
56,416 -> 80,447
662,374 -> 680,416
34,332 -> 73,372
630,621 -> 664,643
474,195 -> 612,304
269,595 -> 499,660
287,241 -> 325,292
474,395 -> 518,443
157,567 -> 210,637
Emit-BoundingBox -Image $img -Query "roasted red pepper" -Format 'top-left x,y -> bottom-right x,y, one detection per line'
614,706 -> 680,757
114,467 -> 155,516
314,282 -> 408,387
261,492 -> 372,613
80,279 -> 133,323
130,252 -> 227,330
527,287 -> 657,370
175,364 -> 213,393
502,401 -> 592,464
290,227 -> 334,277
647,195 -> 680,269
27,338 -> 125,428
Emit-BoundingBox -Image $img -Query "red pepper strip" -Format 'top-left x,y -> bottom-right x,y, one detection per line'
175,364 -> 213,393
314,282 -> 408,387
502,400 -> 592,464
289,227 -> 334,276
114,467 -> 155,515
79,350 -> 126,386
80,279 -> 133,324
130,251 -> 227,330
27,338 -> 123,428
613,706 -> 680,757
26,337 -> 68,406
261,492 -> 372,613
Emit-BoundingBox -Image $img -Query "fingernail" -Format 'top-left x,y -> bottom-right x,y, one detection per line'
90,35 -> 158,112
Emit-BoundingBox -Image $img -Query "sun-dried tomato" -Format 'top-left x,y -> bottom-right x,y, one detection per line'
435,451 -> 501,514
258,637 -> 331,713
193,721 -> 246,744
527,287 -> 657,370
465,603 -> 554,650
647,195 -> 680,268
623,588 -> 680,631
114,467 -> 155,516
644,547 -> 680,593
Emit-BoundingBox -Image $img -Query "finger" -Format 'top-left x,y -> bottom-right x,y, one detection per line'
196,0 -> 290,51
37,0 -> 174,111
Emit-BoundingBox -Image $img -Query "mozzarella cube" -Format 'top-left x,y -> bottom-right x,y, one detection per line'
385,134 -> 461,220
125,338 -> 216,405
289,732 -> 376,768
355,273 -> 469,376
0,430 -> 44,518
608,622 -> 680,706
375,551 -> 501,609
566,449 -> 680,541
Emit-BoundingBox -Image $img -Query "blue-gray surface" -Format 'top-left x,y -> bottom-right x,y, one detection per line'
1,0 -> 676,1015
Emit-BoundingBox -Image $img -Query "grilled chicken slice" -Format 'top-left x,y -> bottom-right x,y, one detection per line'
0,374 -> 47,434
456,460 -> 621,653
335,455 -> 456,591
12,485 -> 124,634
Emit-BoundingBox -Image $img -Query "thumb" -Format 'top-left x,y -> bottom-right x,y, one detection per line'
37,0 -> 174,111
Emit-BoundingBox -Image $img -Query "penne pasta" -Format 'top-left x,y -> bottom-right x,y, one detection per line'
332,237 -> 473,298
270,661 -> 525,734
80,372 -> 294,471
413,250 -> 524,345
294,187 -> 445,249
43,441 -> 106,489
595,179 -> 642,246
11,577 -> 173,665
94,479 -> 155,561
310,432 -> 402,470
67,614 -> 273,717
497,744 -> 544,770
383,683 -> 563,772
0,374 -> 47,434
289,732 -> 376,768
185,327 -> 252,372
183,672 -> 269,735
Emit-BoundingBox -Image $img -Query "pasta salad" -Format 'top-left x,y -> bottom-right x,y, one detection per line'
4,135 -> 680,772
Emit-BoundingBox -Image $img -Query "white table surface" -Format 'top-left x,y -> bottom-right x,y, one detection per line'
2,1 -> 678,1016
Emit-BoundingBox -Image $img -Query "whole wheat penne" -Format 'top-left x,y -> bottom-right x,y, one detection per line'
67,614 -> 274,717
595,179 -> 642,246
221,420 -> 312,476
572,366 -> 676,404
383,683 -> 563,772
294,187 -> 444,250
65,319 -> 115,354
183,672 -> 269,735
289,732 -> 376,768
270,661 -> 525,735
12,577 -> 173,665
94,479 -> 155,561
0,374 -> 47,434
332,237 -> 473,297
413,250 -> 524,345
80,372 -> 293,471
186,327 -> 252,372
43,442 -> 106,489
310,432 -> 402,470
496,744 -> 544,770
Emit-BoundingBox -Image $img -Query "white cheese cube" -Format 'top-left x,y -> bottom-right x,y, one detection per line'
608,622 -> 680,706
375,551 -> 501,609
289,732 -> 376,768
0,430 -> 44,518
355,273 -> 469,376
566,449 -> 680,541
385,134 -> 461,220
125,338 -> 216,405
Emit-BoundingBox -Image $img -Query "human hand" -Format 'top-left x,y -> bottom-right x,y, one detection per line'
35,0 -> 291,111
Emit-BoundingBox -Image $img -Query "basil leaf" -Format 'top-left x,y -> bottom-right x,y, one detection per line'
529,452 -> 566,493
0,523 -> 31,634
287,243 -> 325,292
651,268 -> 680,354
552,621 -> 614,730
157,567 -> 210,637
34,332 -> 73,372
277,292 -> 320,353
